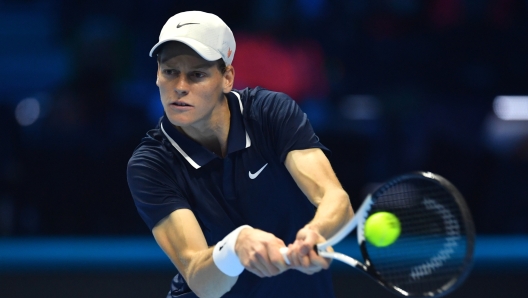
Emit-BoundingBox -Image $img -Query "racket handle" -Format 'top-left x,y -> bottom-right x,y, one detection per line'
279,247 -> 291,265
281,245 -> 323,265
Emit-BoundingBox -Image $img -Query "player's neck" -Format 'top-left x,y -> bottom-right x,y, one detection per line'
178,98 -> 231,157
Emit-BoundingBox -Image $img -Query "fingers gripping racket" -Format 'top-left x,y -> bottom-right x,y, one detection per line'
281,172 -> 475,297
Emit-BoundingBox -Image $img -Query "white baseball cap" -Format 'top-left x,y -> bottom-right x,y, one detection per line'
149,11 -> 236,65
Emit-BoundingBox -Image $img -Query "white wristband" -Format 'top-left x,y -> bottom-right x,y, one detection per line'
213,225 -> 252,277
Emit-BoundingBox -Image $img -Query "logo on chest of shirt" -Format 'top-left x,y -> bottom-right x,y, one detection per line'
248,163 -> 268,179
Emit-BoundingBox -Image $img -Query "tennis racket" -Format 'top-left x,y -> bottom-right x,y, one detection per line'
280,171 -> 475,297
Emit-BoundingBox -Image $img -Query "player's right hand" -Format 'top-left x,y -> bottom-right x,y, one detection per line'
235,228 -> 290,278
284,226 -> 332,275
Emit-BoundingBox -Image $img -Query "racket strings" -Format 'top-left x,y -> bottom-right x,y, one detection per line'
363,178 -> 473,295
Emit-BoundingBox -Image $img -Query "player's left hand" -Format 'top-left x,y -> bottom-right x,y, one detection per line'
285,226 -> 332,275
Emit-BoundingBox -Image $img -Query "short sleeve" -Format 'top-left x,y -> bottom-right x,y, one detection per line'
127,145 -> 190,230
254,90 -> 329,162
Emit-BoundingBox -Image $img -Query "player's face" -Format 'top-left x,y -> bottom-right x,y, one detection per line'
156,42 -> 234,129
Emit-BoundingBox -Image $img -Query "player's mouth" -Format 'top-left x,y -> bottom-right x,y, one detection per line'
169,101 -> 193,110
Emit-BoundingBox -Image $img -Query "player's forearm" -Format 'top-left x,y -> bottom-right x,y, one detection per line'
184,247 -> 238,298
152,210 -> 239,298
306,188 -> 353,239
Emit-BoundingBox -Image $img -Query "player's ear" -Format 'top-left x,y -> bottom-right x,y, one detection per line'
222,65 -> 234,93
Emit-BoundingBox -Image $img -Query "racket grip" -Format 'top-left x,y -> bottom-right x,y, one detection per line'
279,247 -> 291,265
281,245 -> 322,265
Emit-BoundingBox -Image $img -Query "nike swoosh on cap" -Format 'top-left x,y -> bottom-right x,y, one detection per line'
176,22 -> 199,28
249,163 -> 268,179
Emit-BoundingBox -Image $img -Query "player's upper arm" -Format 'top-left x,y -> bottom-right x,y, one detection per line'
152,208 -> 209,279
284,148 -> 344,206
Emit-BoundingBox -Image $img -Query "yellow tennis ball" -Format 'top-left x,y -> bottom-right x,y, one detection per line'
364,211 -> 401,247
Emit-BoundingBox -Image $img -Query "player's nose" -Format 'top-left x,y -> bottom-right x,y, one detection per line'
174,76 -> 189,96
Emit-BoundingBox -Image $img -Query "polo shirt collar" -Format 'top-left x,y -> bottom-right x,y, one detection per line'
160,91 -> 251,169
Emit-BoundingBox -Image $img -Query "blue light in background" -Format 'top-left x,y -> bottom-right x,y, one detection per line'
0,236 -> 526,273
296,0 -> 326,18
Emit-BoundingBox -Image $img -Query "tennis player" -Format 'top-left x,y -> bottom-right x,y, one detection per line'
127,11 -> 353,298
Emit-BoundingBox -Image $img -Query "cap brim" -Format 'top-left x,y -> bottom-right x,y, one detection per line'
149,37 -> 222,61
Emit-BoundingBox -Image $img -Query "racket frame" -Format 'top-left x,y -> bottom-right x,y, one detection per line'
315,172 -> 475,297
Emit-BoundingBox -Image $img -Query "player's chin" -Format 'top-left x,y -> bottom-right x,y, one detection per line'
165,113 -> 193,127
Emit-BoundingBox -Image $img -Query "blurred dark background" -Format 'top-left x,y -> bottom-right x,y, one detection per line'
1,0 -> 528,297
2,0 -> 528,237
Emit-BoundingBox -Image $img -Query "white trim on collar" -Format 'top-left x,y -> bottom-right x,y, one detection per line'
161,122 -> 201,169
161,92 -> 251,169
230,91 -> 251,149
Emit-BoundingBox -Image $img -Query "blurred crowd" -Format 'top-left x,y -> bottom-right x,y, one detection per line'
1,0 -> 528,236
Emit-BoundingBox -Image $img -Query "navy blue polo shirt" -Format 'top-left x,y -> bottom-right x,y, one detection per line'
127,87 -> 335,298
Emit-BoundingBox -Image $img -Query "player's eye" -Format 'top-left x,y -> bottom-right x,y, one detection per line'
164,69 -> 176,75
192,72 -> 206,79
